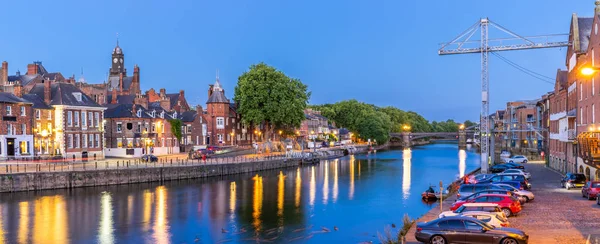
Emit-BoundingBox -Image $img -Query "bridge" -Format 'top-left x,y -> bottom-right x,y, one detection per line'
389,128 -> 477,148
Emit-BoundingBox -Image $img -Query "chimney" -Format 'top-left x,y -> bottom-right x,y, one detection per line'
159,88 -> 166,98
134,64 -> 139,73
13,81 -> 22,98
208,85 -> 214,98
179,89 -> 184,98
119,73 -> 124,92
196,105 -> 203,112
111,88 -> 117,104
27,63 -> 38,75
44,79 -> 51,104
1,61 -> 7,84
596,0 -> 600,14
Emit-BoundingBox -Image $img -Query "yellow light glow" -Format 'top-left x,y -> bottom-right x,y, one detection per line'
349,155 -> 355,200
278,130 -> 282,135
309,166 -> 316,207
40,129 -> 49,137
33,196 -> 68,244
459,149 -> 466,178
295,168 -> 302,207
333,160 -> 338,203
18,202 -> 29,244
153,186 -> 169,244
277,171 -> 285,218
252,175 -> 263,232
99,192 -> 115,244
230,182 -> 236,215
0,204 -> 5,244
459,124 -> 465,130
323,161 -> 329,204
402,148 -> 412,200
581,67 -> 597,76
311,130 -> 315,135
143,190 -> 152,231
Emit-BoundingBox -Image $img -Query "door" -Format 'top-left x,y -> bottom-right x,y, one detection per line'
438,220 -> 467,243
6,138 -> 15,156
463,219 -> 494,244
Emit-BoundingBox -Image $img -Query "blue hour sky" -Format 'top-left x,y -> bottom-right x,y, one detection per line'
0,0 -> 592,121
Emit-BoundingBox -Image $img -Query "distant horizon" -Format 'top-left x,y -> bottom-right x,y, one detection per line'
0,0 -> 590,122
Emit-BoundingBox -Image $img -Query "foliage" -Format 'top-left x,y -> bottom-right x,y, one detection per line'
168,119 -> 183,142
378,214 -> 416,244
234,62 -> 311,139
356,110 -> 392,144
464,120 -> 476,128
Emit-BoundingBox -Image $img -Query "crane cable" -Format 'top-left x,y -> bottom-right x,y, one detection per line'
490,52 -> 554,85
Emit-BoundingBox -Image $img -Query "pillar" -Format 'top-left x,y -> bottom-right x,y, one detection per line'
402,132 -> 411,148
458,130 -> 467,149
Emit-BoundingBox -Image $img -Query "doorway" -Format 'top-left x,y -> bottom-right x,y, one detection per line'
6,138 -> 15,157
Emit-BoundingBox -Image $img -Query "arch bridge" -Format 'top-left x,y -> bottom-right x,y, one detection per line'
389,130 -> 476,148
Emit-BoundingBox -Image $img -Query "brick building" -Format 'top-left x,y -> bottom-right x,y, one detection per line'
548,69 -> 573,173
0,92 -> 34,159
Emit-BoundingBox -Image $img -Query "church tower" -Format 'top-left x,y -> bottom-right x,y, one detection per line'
109,40 -> 126,76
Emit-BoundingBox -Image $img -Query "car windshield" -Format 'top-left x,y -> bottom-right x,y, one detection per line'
571,175 -> 586,181
592,183 -> 600,188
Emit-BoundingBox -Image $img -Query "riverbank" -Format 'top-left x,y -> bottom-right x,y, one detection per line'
0,149 -> 351,193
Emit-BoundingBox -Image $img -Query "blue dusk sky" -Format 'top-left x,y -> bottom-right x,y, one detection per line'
0,1 -> 592,121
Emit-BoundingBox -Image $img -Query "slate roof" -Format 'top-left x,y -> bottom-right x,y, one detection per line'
43,72 -> 63,81
578,17 -> 594,52
180,111 -> 197,122
167,93 -> 179,108
105,103 -> 177,119
8,74 -> 41,86
106,94 -> 135,104
207,90 -> 229,103
0,92 -> 32,104
107,76 -> 133,91
29,83 -> 103,107
22,94 -> 52,109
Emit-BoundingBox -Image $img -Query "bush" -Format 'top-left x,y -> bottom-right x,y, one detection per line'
378,214 -> 415,244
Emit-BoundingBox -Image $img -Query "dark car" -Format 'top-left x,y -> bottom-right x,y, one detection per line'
491,181 -> 524,191
457,189 -> 513,202
503,162 -> 525,169
415,216 -> 529,244
457,184 -> 504,198
479,174 -> 531,190
141,154 -> 158,162
490,164 -> 510,173
561,173 -> 587,190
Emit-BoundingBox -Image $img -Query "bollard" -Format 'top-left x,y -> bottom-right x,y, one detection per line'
106,162 -> 108,169
95,162 -> 98,169
117,161 -> 119,168
16,164 -> 19,173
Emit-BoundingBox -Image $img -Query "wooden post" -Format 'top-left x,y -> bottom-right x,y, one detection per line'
439,181 -> 444,213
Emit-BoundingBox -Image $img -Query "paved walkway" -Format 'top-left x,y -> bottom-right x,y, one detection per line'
407,161 -> 600,244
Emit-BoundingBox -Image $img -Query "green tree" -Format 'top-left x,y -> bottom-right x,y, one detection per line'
234,63 -> 311,140
356,111 -> 392,144
464,120 -> 476,128
169,119 -> 183,143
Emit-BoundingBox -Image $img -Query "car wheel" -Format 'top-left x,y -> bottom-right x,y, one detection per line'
430,235 -> 446,244
589,194 -> 594,201
509,161 -> 514,163
501,237 -> 518,244
502,208 -> 512,218
566,185 -> 571,190
597,197 -> 600,205
523,196 -> 530,202
523,160 -> 527,163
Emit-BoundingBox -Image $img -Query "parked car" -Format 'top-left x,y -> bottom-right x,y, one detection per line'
415,216 -> 529,244
479,174 -> 531,190
466,174 -> 495,184
456,189 -> 513,202
450,194 -> 522,217
457,184 -> 504,198
582,181 -> 600,200
502,169 -> 531,180
561,173 -> 587,190
454,211 -> 510,228
500,150 -> 511,158
494,183 -> 535,202
503,162 -> 525,169
141,154 -> 158,162
439,203 -> 506,219
490,164 -> 511,173
503,155 -> 528,163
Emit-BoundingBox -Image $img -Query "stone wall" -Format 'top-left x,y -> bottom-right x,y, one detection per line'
0,158 -> 303,193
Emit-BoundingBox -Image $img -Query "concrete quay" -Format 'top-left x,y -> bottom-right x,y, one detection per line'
407,161 -> 600,244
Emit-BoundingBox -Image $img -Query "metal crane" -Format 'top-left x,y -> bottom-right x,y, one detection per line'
438,18 -> 569,173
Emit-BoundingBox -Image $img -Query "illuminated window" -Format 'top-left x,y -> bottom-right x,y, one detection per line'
216,117 -> 224,129
117,138 -> 123,148
20,141 -> 29,154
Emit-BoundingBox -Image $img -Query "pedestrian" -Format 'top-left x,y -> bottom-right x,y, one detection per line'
202,153 -> 206,164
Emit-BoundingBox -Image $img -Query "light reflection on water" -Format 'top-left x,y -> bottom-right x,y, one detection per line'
0,144 -> 480,243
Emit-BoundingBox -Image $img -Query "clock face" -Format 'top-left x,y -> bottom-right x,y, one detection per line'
113,58 -> 118,63
120,58 -> 123,63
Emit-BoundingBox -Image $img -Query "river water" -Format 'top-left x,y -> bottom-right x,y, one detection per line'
0,143 -> 480,244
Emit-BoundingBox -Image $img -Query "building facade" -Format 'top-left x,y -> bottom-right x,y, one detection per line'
0,92 -> 34,159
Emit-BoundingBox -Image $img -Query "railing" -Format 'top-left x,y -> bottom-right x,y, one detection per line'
568,129 -> 576,140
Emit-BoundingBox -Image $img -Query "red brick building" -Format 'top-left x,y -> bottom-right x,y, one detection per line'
0,92 -> 34,158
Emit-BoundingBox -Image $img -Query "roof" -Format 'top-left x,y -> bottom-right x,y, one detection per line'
207,90 -> 229,103
29,83 -> 102,107
167,93 -> 179,108
8,74 -> 41,86
105,103 -> 176,119
106,94 -> 135,104
22,94 -> 52,109
180,111 -> 197,122
0,92 -> 32,104
578,17 -> 594,52
107,76 -> 133,91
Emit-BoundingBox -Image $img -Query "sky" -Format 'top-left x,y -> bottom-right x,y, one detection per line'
0,0 -> 593,122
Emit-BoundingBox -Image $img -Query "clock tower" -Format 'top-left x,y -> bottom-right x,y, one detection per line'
109,41 -> 126,76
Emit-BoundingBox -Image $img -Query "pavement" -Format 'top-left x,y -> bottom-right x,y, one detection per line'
406,161 -> 600,244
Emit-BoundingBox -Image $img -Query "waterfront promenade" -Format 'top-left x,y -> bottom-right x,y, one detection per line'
407,161 -> 600,244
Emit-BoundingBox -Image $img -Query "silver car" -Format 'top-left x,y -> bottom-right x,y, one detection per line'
495,183 -> 535,202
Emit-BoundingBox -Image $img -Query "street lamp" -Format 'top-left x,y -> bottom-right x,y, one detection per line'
230,131 -> 235,146
581,67 -> 599,76
402,125 -> 411,132
459,124 -> 465,130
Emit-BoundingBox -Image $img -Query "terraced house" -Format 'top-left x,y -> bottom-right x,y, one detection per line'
0,92 -> 33,159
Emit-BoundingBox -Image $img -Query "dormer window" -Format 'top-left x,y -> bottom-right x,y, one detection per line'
72,92 -> 82,102
136,109 -> 142,118
160,111 -> 165,118
151,110 -> 156,118
173,112 -> 178,118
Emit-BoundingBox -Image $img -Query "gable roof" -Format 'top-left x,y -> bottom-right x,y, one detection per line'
555,69 -> 568,91
166,93 -> 180,108
8,74 -> 41,86
578,17 -> 594,53
22,94 -> 52,109
106,94 -> 135,104
0,92 -> 32,105
180,111 -> 197,122
207,90 -> 229,103
29,83 -> 102,107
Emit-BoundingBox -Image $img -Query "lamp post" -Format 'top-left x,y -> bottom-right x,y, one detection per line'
230,132 -> 235,146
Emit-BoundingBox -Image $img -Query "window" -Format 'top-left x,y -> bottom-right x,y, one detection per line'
89,112 -> 93,127
594,104 -> 596,124
187,125 -> 192,133
72,92 -> 82,102
89,134 -> 94,148
464,220 -> 483,230
218,134 -> 223,142
117,122 -> 122,133
48,110 -> 52,120
581,108 -> 584,125
22,124 -> 26,135
74,111 -> 79,126
82,134 -> 87,148
48,122 -> 52,132
67,111 -> 73,127
137,123 -> 141,133
7,124 -> 13,135
581,82 -> 583,101
35,110 -> 41,120
68,134 -> 73,148
474,196 -> 488,202
75,134 -> 80,148
20,141 -> 29,154
20,106 -> 25,116
117,138 -> 123,148
151,110 -> 156,118
6,106 -> 11,115
95,112 -> 100,127
36,123 -> 41,132
137,109 -> 142,117
216,117 -> 225,129
152,123 -> 156,133
226,118 -> 228,126
594,78 -> 596,96
82,111 -> 87,127
95,134 -> 100,148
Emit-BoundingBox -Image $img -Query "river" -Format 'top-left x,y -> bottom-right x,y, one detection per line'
0,143 -> 480,244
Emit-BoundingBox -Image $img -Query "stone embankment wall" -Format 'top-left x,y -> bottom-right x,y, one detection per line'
0,159 -> 303,193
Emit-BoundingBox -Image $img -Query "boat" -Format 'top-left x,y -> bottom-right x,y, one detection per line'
421,186 -> 438,200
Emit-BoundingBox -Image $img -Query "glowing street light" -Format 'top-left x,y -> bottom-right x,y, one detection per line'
459,124 -> 465,130
402,125 -> 411,132
581,67 -> 599,76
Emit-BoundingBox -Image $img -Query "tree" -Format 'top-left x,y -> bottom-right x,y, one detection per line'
234,63 -> 311,140
356,111 -> 392,144
169,119 -> 183,144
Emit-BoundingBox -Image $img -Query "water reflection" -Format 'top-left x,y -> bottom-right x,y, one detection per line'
277,171 -> 285,218
33,196 -> 68,244
18,202 -> 29,244
0,205 -> 4,243
323,161 -> 329,204
252,175 -> 263,232
333,160 -> 339,203
295,168 -> 302,208
153,186 -> 170,244
98,192 -> 114,244
230,182 -> 237,217
349,156 -> 355,200
143,190 -> 152,231
459,149 -> 466,178
402,148 -> 412,200
309,166 -> 316,207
